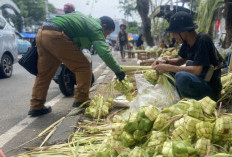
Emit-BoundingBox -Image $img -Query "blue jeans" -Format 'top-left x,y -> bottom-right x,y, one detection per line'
175,71 -> 214,100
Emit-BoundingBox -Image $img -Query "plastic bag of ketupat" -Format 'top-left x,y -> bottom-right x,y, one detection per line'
128,74 -> 180,113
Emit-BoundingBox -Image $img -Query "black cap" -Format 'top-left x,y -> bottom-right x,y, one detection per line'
120,24 -> 127,29
166,11 -> 198,33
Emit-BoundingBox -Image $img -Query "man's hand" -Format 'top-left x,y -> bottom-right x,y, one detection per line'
153,64 -> 169,74
151,59 -> 166,69
115,71 -> 125,81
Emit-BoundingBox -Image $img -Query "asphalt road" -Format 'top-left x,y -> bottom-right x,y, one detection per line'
0,54 -> 104,156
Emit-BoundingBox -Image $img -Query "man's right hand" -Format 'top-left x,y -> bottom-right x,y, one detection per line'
152,59 -> 166,69
115,71 -> 125,81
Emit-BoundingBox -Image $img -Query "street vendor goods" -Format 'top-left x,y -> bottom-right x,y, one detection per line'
18,96 -> 232,157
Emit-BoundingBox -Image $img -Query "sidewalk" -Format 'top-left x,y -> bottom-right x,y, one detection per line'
46,51 -> 139,145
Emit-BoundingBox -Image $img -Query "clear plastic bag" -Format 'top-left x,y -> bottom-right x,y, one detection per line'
129,74 -> 180,113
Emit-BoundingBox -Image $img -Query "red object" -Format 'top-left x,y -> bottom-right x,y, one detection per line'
64,3 -> 75,14
0,149 -> 6,157
215,20 -> 220,32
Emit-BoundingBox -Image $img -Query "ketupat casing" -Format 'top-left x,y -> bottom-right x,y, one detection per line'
144,105 -> 160,121
153,113 -> 170,130
215,116 -> 232,134
148,131 -> 166,147
172,140 -> 196,157
195,138 -> 211,155
198,96 -> 216,115
121,131 -> 136,147
172,125 -> 191,141
196,121 -> 214,140
187,101 -> 205,120
162,141 -> 174,157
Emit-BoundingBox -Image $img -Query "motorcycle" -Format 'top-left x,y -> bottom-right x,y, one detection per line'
53,49 -> 95,96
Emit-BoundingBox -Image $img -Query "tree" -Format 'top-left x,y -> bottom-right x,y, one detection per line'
127,21 -> 138,34
119,0 -> 155,46
48,3 -> 56,14
196,0 -> 222,35
224,0 -> 232,48
136,0 -> 154,46
119,0 -> 137,20
12,0 -> 56,27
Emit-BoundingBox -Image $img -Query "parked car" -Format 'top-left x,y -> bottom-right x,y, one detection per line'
0,15 -> 18,78
15,31 -> 31,54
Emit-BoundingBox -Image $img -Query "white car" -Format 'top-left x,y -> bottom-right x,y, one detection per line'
0,15 -> 18,78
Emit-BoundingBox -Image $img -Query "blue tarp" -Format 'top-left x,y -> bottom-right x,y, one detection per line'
20,33 -> 36,38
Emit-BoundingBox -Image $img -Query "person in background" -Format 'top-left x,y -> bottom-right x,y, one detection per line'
28,12 -> 125,117
64,3 -> 75,14
136,34 -> 144,49
159,39 -> 167,49
152,11 -> 223,101
117,24 -> 128,61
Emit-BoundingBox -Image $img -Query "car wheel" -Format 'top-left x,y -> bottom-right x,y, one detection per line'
0,54 -> 13,78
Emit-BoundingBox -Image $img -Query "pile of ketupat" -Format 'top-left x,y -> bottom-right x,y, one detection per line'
85,94 -> 114,119
17,72 -> 232,156
126,47 -> 179,59
154,47 -> 179,59
159,48 -> 179,59
94,96 -> 232,157
218,73 -> 232,108
17,96 -> 232,157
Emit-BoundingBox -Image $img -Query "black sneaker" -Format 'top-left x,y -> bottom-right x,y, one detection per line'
28,106 -> 52,117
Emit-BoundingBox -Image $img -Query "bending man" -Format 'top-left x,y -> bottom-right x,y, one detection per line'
28,11 -> 125,117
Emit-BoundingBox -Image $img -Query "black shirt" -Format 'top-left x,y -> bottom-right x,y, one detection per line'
178,32 -> 223,98
118,31 -> 128,46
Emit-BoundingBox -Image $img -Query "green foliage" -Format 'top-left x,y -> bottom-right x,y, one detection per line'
152,18 -> 169,36
196,0 -> 223,34
48,3 -> 57,14
12,0 -> 56,26
119,0 -> 137,17
127,21 -> 138,34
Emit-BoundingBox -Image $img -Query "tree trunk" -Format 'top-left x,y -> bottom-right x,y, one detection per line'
224,0 -> 232,48
136,0 -> 154,46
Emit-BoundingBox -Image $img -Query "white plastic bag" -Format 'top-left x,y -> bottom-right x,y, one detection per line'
129,74 -> 180,113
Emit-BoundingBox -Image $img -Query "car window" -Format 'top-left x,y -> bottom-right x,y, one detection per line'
0,17 -> 6,29
15,32 -> 22,39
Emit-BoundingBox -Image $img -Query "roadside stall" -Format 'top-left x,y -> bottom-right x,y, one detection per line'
16,2 -> 232,157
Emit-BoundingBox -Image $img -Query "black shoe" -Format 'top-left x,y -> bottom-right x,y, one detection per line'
28,106 -> 52,117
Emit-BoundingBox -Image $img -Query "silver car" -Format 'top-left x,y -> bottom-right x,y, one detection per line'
0,15 -> 18,78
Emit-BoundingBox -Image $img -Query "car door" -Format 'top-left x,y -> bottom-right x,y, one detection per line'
0,16 -> 18,78
0,16 -> 17,56
0,16 -> 7,58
